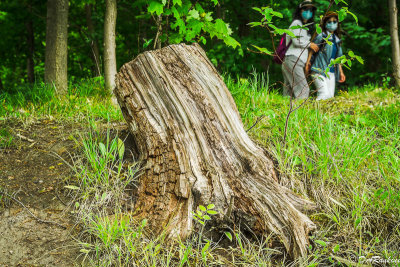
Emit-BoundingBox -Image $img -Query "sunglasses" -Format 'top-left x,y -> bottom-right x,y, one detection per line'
302,7 -> 314,11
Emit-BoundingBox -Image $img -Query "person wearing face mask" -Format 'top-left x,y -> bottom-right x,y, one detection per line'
306,12 -> 346,100
282,0 -> 319,99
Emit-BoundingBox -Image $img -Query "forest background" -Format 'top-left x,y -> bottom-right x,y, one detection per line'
0,0 -> 395,91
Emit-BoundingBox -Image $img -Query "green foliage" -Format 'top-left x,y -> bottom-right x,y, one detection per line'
145,0 -> 240,48
0,0 -> 396,89
192,204 -> 218,225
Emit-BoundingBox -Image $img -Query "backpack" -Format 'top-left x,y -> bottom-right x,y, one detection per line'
273,33 -> 292,64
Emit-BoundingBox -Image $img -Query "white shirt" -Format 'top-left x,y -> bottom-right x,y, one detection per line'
285,19 -> 311,64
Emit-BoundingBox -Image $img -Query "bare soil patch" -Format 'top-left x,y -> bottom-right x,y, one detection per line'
0,119 -> 80,266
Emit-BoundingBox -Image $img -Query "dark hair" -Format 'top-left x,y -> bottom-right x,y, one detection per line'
292,5 -> 316,35
321,13 -> 342,38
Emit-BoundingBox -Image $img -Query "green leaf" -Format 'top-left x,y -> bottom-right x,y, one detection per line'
248,22 -> 262,27
283,29 -> 296,38
316,24 -> 322,34
356,56 -> 364,64
148,1 -> 164,16
210,0 -> 218,6
117,138 -> 125,159
202,241 -> 210,253
333,244 -> 340,253
223,36 -> 240,49
171,6 -> 180,19
203,12 -> 213,22
315,240 -> 327,247
251,45 -> 272,55
188,9 -> 200,20
207,210 -> 218,215
348,50 -> 355,57
225,232 -> 232,241
203,215 -> 211,220
338,8 -> 347,22
172,0 -> 182,6
0,11 -> 7,21
355,216 -> 363,227
347,10 -> 358,24
64,185 -> 80,190
271,11 -> 283,18
215,19 -> 228,35
207,204 -> 215,209
143,38 -> 153,48
199,205 -> 207,211
99,142 -> 106,156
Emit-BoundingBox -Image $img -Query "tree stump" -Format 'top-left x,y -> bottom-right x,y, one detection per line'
114,43 -> 316,258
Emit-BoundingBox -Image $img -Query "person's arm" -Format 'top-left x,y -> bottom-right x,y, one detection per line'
305,50 -> 314,76
338,64 -> 346,83
337,44 -> 345,82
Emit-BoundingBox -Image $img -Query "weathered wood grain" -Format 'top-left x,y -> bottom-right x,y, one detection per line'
115,43 -> 316,258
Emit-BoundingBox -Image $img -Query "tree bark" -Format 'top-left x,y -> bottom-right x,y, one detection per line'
104,0 -> 117,93
114,43 -> 316,258
389,0 -> 400,88
85,4 -> 101,77
26,3 -> 35,84
44,0 -> 69,94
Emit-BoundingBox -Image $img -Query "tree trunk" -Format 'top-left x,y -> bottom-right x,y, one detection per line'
44,0 -> 69,94
104,0 -> 117,93
85,4 -> 101,77
114,43 -> 316,258
389,0 -> 400,88
26,3 -> 35,84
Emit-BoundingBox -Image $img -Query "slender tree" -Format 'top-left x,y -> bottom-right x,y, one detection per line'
45,0 -> 69,94
104,0 -> 117,93
26,2 -> 35,84
85,3 -> 101,77
389,0 -> 400,88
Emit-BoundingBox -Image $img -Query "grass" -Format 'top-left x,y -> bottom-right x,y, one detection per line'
226,74 -> 400,264
0,78 -> 122,122
0,127 -> 13,148
1,76 -> 399,266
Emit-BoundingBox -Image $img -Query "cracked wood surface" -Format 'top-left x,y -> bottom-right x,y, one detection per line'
115,43 -> 316,258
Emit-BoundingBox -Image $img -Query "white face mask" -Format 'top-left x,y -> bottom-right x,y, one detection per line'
326,21 -> 338,32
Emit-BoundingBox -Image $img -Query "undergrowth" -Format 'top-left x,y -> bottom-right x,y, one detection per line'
1,76 -> 399,266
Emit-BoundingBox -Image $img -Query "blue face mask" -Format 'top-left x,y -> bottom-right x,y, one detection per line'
326,21 -> 338,32
302,10 -> 313,20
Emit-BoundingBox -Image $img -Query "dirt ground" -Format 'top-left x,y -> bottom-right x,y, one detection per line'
0,120 -> 81,266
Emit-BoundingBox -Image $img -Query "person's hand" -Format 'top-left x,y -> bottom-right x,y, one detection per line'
339,72 -> 346,83
310,42 -> 319,53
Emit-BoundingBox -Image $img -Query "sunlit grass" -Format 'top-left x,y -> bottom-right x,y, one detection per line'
0,79 -> 123,122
